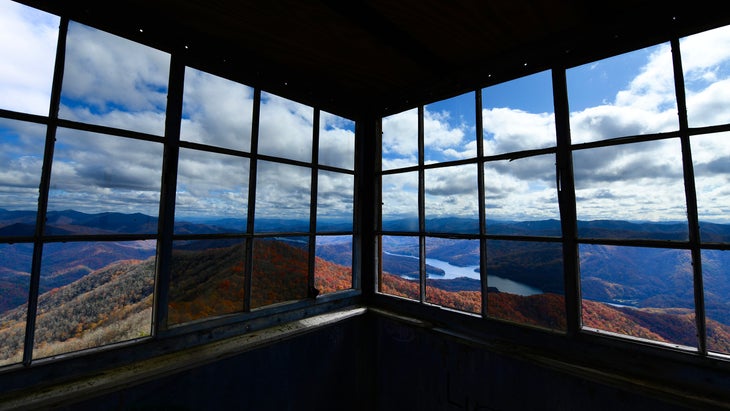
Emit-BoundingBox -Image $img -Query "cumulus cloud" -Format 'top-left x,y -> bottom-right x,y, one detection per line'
424,165 -> 479,217
482,108 -> 556,154
0,0 -> 58,116
58,22 -> 170,136
175,148 -> 249,218
318,111 -> 355,170
317,170 -> 354,220
181,67 -> 254,151
258,91 -> 313,163
255,161 -> 311,220
46,129 -> 164,214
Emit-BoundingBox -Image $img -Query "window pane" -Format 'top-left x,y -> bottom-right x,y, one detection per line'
0,118 -> 45,236
425,164 -> 478,234
424,92 -> 477,163
482,70 -> 555,155
691,132 -> 730,235
0,0 -> 59,115
425,238 -> 480,314
567,43 -> 677,144
484,154 -> 560,236
379,235 -> 419,301
258,92 -> 313,162
319,111 -> 355,170
251,237 -> 309,309
382,108 -> 418,170
316,170 -> 353,232
701,249 -> 730,354
168,239 -> 246,326
0,243 -> 33,367
175,148 -> 249,234
580,244 -> 696,349
382,172 -> 418,232
315,235 -> 352,294
33,240 -> 156,360
255,161 -> 310,233
487,240 -> 565,330
181,67 -> 254,151
573,140 -> 687,240
47,129 -> 163,231
681,25 -> 730,128
59,22 -> 170,136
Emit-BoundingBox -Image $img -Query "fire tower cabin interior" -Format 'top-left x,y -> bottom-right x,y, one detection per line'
3,0 -> 730,410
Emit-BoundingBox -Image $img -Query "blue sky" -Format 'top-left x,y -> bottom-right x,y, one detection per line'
382,25 -> 730,223
0,0 -> 355,222
2,0 -> 730,224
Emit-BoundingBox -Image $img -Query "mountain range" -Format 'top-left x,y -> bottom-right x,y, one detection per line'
2,210 -> 730,363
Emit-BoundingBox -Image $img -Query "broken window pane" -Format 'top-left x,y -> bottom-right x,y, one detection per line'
315,235 -> 352,295
319,111 -> 355,170
258,92 -> 313,163
425,237 -> 481,314
424,91 -> 477,163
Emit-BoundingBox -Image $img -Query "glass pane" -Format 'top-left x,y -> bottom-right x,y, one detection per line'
251,237 -> 309,309
485,154 -> 560,236
482,70 -> 555,155
424,164 -> 478,234
0,0 -> 59,115
487,240 -> 565,330
181,67 -> 253,151
47,129 -> 163,232
0,118 -> 45,236
567,43 -> 677,144
315,235 -> 352,294
681,25 -> 730,128
382,108 -> 418,170
168,239 -> 246,326
258,92 -> 313,162
573,140 -> 687,240
424,92 -> 477,163
691,132 -> 730,237
425,238 -> 480,314
59,22 -> 170,136
701,249 -> 730,354
381,171 -> 418,232
316,170 -> 353,232
319,111 -> 355,170
0,243 -> 33,367
254,161 -> 310,233
379,235 -> 419,301
33,240 -> 156,359
580,244 -> 696,349
175,148 -> 249,234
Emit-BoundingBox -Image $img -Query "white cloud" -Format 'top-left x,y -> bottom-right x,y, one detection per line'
181,67 -> 254,150
482,108 -> 556,154
255,161 -> 311,219
382,108 -> 418,159
58,22 -> 170,135
258,92 -> 313,162
319,112 -> 355,169
317,171 -> 354,218
45,129 -> 164,214
0,0 -> 59,116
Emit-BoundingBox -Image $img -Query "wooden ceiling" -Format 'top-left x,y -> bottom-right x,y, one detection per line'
16,0 -> 730,119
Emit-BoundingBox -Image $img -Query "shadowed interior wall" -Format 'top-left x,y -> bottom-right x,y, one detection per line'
55,316 -> 375,411
44,312 -> 708,411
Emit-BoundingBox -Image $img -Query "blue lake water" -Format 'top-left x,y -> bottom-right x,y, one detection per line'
384,251 -> 543,296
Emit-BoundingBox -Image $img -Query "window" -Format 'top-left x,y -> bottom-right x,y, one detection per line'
0,3 -> 356,367
377,24 -> 730,353
379,76 -> 565,328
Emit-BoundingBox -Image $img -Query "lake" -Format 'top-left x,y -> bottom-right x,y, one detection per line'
384,251 -> 543,296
